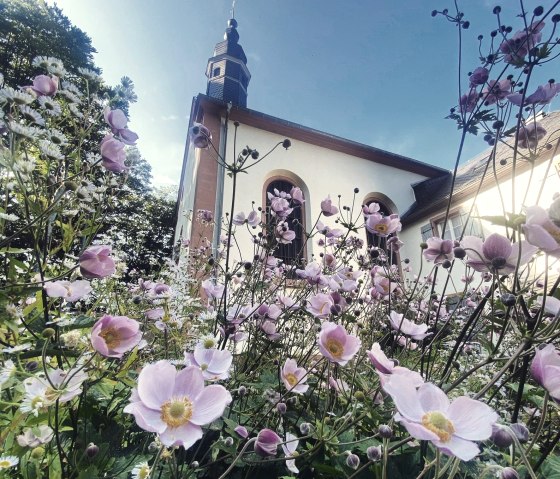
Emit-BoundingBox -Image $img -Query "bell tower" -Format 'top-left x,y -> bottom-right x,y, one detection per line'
206,18 -> 251,107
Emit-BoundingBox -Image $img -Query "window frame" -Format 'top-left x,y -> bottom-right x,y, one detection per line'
263,176 -> 307,267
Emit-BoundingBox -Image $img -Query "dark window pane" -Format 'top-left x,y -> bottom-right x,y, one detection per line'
266,180 -> 304,266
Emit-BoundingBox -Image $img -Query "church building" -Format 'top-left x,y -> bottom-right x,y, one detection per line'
174,17 -> 560,284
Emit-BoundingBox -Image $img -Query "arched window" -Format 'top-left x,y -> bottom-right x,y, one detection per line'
363,196 -> 399,265
265,178 -> 305,267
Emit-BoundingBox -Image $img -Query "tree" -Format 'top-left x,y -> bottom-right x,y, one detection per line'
0,0 -> 97,85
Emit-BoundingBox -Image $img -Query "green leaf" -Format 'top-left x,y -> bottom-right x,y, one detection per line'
77,466 -> 99,479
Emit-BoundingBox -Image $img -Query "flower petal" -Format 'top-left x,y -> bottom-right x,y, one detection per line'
434,435 -> 480,461
159,422 -> 202,449
173,366 -> 204,399
137,361 -> 176,409
191,385 -> 230,425
447,397 -> 497,440
383,376 -> 424,421
417,383 -> 450,413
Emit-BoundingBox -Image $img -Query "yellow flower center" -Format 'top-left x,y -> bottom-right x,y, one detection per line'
200,363 -> 208,371
99,327 -> 121,349
0,460 -> 12,468
421,411 -> 455,442
161,397 -> 194,428
374,224 -> 388,234
138,465 -> 150,479
326,338 -> 344,359
203,339 -> 215,348
285,372 -> 298,387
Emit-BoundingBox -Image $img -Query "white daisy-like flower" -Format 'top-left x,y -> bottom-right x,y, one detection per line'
61,81 -> 81,95
46,128 -> 68,146
2,343 -> 32,353
58,89 -> 81,104
19,105 -> 45,126
131,462 -> 150,479
0,360 -> 16,387
38,140 -> 64,160
38,96 -> 62,116
60,330 -> 83,349
0,87 -> 35,105
78,68 -> 101,82
199,310 -> 217,322
0,455 -> 19,470
0,212 -> 19,222
8,121 -> 42,140
68,103 -> 83,118
198,334 -> 219,349
32,56 -> 64,71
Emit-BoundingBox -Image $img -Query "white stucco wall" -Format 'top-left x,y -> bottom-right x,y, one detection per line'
220,121 -> 432,263
399,156 -> 560,293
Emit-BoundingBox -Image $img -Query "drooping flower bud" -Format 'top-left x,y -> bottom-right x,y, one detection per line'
299,422 -> 311,435
345,453 -> 360,470
378,425 -> 393,438
501,467 -> 520,479
366,445 -> 382,462
490,425 -> 514,448
86,443 -> 99,459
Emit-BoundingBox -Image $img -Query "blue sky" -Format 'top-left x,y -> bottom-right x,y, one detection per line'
46,0 -> 560,185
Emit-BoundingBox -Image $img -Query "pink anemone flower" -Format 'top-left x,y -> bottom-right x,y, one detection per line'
388,311 -> 430,341
187,347 -> 233,381
281,359 -> 309,394
124,361 -> 231,448
365,213 -> 402,237
460,234 -> 537,274
44,280 -> 91,302
91,315 -> 142,358
367,343 -> 424,386
100,134 -> 127,173
79,245 -> 116,279
282,433 -> 300,474
530,344 -> 560,401
254,428 -> 282,457
317,321 -> 361,366
383,375 -> 498,461
523,204 -> 560,257
320,196 -> 339,217
423,237 -> 454,264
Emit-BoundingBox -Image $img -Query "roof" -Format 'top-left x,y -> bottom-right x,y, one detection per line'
401,110 -> 560,225
195,94 -> 450,178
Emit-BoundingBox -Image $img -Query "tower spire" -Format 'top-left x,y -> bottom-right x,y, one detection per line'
205,10 -> 251,107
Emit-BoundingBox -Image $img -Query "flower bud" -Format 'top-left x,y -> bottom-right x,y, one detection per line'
277,402 -> 287,414
42,328 -> 56,339
501,294 -> 516,307
491,425 -> 513,448
86,443 -> 99,459
453,247 -> 466,259
282,139 -> 291,149
25,361 -> 39,372
420,242 -> 428,250
378,425 -> 392,438
31,447 -> 45,459
237,385 -> 247,397
354,391 -> 365,401
234,425 -> 248,439
345,453 -> 360,470
501,467 -> 519,479
299,422 -> 311,435
366,445 -> 382,461
224,437 -> 234,447
191,461 -> 199,468
64,180 -> 79,191
148,441 -> 159,453
510,423 -> 529,443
